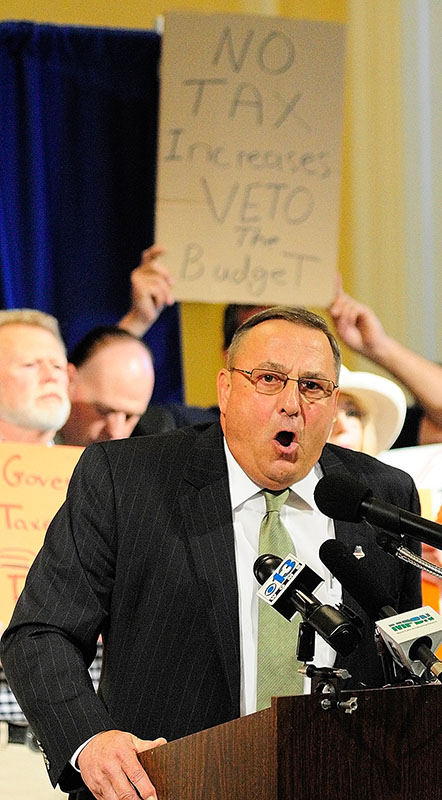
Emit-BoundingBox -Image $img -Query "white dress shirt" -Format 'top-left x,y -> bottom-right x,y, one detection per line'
223,439 -> 342,714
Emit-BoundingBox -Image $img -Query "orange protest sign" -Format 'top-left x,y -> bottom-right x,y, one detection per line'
0,442 -> 83,635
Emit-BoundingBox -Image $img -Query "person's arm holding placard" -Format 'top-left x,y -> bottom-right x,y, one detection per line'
118,245 -> 175,337
329,283 -> 442,435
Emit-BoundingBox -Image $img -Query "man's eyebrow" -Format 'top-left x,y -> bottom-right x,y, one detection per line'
254,361 -> 286,371
300,370 -> 332,379
93,402 -> 117,414
254,362 -> 330,378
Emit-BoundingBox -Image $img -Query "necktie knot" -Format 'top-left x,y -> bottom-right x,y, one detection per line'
259,489 -> 292,557
263,488 -> 290,514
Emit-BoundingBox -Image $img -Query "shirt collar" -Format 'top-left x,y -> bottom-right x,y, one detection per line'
223,437 -> 323,512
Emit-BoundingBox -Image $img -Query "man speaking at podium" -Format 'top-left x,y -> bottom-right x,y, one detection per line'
1,307 -> 421,800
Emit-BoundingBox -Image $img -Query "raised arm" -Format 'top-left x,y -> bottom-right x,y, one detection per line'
329,286 -> 442,428
118,245 -> 175,337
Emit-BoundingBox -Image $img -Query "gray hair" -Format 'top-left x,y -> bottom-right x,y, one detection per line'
0,309 -> 66,353
227,305 -> 341,380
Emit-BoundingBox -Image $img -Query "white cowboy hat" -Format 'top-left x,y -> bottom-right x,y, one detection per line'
338,365 -> 407,453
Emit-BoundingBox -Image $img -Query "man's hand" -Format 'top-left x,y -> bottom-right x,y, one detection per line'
77,729 -> 166,800
328,281 -> 389,360
119,245 -> 175,337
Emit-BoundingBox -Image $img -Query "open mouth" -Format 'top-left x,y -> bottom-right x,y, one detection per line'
39,394 -> 63,402
275,430 -> 295,448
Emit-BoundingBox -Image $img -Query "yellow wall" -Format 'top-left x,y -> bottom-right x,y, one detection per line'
1,0 -> 346,28
0,0 -> 359,405
1,0 -> 247,29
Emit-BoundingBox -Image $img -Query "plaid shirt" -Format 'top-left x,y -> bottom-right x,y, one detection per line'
0,641 -> 103,724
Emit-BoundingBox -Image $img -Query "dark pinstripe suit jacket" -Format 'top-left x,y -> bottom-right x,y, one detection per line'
1,422 -> 421,795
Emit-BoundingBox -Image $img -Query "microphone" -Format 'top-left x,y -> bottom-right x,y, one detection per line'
314,474 -> 442,550
319,538 -> 442,681
254,552 -> 363,657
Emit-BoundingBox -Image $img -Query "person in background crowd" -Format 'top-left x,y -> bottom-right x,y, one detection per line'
327,365 -> 407,456
329,287 -> 442,448
58,327 -> 155,447
0,309 -> 71,445
0,309 -> 72,799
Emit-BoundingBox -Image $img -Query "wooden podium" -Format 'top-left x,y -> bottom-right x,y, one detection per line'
139,683 -> 442,799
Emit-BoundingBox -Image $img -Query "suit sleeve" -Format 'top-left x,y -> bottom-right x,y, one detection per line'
395,473 -> 423,614
0,444 -> 120,791
365,459 -> 422,614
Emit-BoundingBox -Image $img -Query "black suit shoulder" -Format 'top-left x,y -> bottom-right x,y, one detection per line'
77,420 -> 226,489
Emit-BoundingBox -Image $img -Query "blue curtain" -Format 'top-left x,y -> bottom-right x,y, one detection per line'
0,21 -> 182,403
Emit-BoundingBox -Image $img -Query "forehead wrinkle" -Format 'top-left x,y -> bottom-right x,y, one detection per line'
236,320 -> 337,378
254,360 -> 286,371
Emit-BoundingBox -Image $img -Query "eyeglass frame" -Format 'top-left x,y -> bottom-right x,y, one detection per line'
230,367 -> 339,401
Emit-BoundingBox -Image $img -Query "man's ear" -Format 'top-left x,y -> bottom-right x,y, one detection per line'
67,362 -> 78,397
326,387 -> 340,436
217,368 -> 232,414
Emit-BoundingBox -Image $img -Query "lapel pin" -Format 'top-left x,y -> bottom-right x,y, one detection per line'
353,545 -> 365,559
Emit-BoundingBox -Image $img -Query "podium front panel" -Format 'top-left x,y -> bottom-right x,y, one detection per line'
139,684 -> 442,799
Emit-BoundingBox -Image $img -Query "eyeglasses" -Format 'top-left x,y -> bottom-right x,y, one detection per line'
230,368 -> 338,401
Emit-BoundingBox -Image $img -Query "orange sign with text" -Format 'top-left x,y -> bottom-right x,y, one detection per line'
0,442 -> 83,635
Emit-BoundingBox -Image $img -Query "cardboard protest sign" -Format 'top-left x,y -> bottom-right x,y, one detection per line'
0,443 -> 83,635
155,11 -> 346,306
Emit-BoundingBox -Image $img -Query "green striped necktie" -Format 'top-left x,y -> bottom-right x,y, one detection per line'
256,488 -> 304,710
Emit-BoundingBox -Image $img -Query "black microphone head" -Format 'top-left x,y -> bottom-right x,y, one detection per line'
314,474 -> 373,522
253,554 -> 282,585
319,539 -> 396,620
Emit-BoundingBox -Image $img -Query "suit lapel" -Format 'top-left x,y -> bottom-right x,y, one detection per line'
180,424 -> 241,711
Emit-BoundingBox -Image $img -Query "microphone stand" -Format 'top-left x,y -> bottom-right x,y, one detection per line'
375,531 -> 442,578
373,628 -> 426,687
297,605 -> 424,691
296,620 -> 358,713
